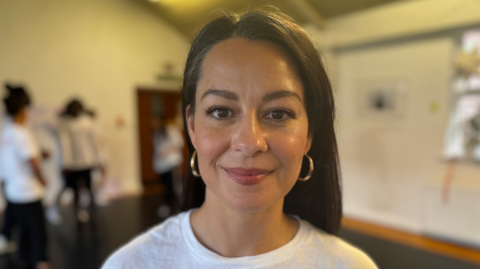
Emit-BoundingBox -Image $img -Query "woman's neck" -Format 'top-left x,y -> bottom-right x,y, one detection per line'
190,191 -> 299,257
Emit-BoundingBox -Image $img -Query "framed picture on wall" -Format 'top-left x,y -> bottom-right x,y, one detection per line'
356,80 -> 409,119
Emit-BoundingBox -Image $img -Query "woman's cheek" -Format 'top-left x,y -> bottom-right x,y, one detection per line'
273,126 -> 307,149
196,126 -> 231,162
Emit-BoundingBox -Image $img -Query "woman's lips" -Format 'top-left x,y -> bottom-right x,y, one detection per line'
223,167 -> 273,185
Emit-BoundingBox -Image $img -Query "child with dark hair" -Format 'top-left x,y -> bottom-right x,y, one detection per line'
0,84 -> 51,269
48,98 -> 103,224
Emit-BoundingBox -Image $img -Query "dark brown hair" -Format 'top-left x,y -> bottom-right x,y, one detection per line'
181,9 -> 342,235
3,84 -> 31,117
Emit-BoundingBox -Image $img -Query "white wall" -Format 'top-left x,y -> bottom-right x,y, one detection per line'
303,0 -> 480,247
335,38 -> 453,233
0,0 -> 190,196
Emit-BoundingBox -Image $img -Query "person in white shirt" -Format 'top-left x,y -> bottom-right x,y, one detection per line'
0,84 -> 50,269
152,115 -> 184,217
103,9 -> 377,269
49,99 -> 103,224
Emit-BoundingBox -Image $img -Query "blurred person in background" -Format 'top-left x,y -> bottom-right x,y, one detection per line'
103,9 -> 377,268
0,84 -> 51,269
46,99 -> 104,225
84,109 -> 108,204
151,114 -> 184,218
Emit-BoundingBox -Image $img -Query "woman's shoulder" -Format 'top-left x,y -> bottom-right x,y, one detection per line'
299,220 -> 378,269
101,212 -> 189,269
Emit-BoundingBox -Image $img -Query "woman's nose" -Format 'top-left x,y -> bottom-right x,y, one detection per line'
231,114 -> 267,157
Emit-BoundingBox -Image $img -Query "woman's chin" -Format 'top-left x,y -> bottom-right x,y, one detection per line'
222,194 -> 281,213
204,179 -> 284,213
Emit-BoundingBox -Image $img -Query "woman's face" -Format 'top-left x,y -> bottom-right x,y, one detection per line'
187,38 -> 312,212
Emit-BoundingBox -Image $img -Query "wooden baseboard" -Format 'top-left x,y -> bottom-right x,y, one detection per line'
342,217 -> 480,265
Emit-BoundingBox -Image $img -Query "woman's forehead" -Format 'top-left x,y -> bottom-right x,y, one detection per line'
198,38 -> 304,101
202,38 -> 294,73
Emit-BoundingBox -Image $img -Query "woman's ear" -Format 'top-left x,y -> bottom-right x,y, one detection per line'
186,105 -> 196,149
304,133 -> 313,154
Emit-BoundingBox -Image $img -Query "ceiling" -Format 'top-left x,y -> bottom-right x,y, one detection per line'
140,0 -> 406,39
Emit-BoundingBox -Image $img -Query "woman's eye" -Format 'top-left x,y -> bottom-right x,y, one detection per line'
266,109 -> 293,121
270,111 -> 285,120
213,109 -> 230,118
206,106 -> 233,120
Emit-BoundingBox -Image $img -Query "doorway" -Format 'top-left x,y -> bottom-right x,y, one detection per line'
136,88 -> 187,195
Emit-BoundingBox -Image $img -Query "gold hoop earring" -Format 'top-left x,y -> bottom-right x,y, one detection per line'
298,154 -> 314,181
190,150 -> 200,177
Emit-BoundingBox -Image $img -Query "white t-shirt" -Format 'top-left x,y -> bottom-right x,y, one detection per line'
102,210 -> 377,269
153,125 -> 184,174
0,120 -> 44,203
58,114 -> 101,170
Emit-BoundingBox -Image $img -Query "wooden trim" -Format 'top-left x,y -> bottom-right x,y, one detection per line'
342,217 -> 480,265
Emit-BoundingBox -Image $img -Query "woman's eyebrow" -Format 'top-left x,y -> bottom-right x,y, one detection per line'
262,90 -> 301,102
201,89 -> 238,101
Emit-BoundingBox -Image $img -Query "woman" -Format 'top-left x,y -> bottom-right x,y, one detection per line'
103,9 -> 377,268
0,84 -> 50,269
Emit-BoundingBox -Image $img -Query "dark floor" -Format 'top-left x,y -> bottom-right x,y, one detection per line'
0,195 -> 478,269
339,230 -> 479,269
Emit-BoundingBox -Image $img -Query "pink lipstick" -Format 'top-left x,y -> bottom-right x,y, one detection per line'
223,167 -> 272,185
